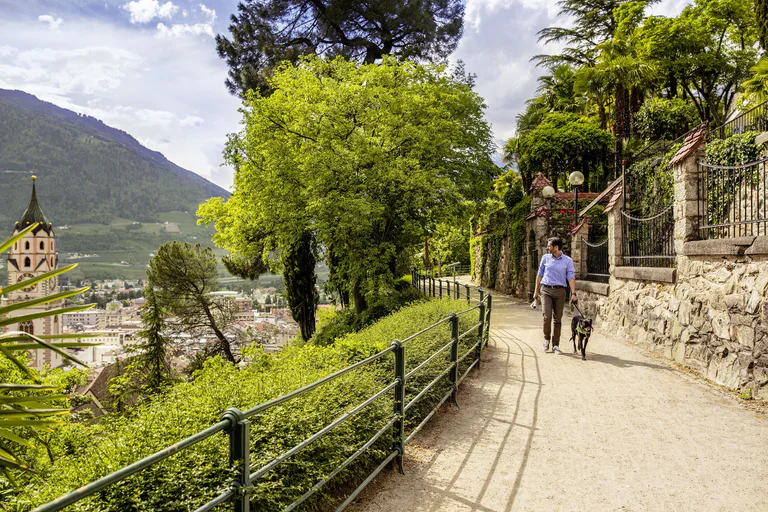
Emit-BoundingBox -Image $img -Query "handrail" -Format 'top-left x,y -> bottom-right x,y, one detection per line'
708,99 -> 768,140
35,273 -> 493,512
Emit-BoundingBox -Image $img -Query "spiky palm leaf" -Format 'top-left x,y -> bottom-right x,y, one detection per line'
0,223 -> 98,470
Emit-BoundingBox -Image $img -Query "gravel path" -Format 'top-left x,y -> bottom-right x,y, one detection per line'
348,290 -> 768,512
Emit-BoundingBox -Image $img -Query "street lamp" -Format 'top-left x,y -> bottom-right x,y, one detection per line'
541,185 -> 555,199
569,171 -> 585,230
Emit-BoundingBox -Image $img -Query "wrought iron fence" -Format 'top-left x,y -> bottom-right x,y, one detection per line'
621,204 -> 675,267
582,237 -> 609,283
708,100 -> 768,142
698,158 -> 768,239
35,277 -> 492,512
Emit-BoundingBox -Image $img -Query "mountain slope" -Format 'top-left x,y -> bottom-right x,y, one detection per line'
0,89 -> 228,226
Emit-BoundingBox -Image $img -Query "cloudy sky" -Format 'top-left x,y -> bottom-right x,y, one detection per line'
0,0 -> 690,189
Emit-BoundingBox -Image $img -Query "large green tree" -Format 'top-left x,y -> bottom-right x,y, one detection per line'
216,0 -> 465,96
199,56 -> 496,314
147,242 -> 238,363
638,0 -> 758,126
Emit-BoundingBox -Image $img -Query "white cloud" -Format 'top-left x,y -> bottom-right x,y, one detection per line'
38,15 -> 63,31
6,47 -> 143,95
200,4 -> 216,24
180,115 -> 204,127
122,0 -> 179,24
156,22 -> 214,38
0,46 -> 17,57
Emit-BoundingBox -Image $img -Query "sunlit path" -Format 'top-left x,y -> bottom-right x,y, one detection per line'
349,289 -> 768,511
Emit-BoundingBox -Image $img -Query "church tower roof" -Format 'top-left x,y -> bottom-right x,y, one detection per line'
16,176 -> 53,235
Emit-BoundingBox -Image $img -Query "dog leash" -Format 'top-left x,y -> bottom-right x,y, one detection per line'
571,300 -> 585,318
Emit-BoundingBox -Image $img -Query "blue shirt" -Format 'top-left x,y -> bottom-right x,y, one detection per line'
537,253 -> 575,287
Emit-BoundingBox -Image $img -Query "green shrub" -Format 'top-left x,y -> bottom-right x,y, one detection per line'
14,298 -> 483,511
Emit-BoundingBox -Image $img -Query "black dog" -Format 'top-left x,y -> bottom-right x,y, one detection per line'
570,316 -> 593,360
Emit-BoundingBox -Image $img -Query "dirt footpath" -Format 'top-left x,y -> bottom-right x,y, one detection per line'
349,291 -> 768,512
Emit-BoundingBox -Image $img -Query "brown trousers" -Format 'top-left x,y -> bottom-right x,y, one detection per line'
541,286 -> 566,346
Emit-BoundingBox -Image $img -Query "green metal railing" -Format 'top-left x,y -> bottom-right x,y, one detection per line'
35,276 -> 492,512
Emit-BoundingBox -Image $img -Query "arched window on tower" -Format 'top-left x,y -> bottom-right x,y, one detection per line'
24,257 -> 30,267
40,241 -> 45,250
24,241 -> 30,250
51,257 -> 54,266
19,321 -> 34,335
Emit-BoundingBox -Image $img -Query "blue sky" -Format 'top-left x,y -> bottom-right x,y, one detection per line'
0,0 -> 689,189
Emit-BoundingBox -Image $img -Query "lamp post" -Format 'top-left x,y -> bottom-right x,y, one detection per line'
569,171 -> 585,231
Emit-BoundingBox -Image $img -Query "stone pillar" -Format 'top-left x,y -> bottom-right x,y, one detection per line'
571,220 -> 589,278
673,147 -> 704,255
606,187 -> 624,270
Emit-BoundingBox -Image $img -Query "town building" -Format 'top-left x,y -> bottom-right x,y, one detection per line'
5,177 -> 62,369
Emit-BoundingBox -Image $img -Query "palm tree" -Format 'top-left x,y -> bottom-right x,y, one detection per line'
0,223 -> 96,471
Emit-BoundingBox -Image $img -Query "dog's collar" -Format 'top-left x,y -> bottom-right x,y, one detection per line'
576,324 -> 590,335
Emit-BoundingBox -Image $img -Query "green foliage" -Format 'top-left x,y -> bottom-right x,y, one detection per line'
131,287 -> 174,394
704,132 -> 767,228
739,387 -> 753,400
12,298 -> 478,511
638,0 -> 759,127
311,285 -> 424,347
0,90 -> 226,226
634,97 -> 698,141
147,242 -> 236,363
493,170 -> 524,210
508,195 -> 533,284
199,56 -> 496,313
705,131 -> 765,166
216,0 -> 465,96
282,231 -> 318,341
508,112 -> 613,192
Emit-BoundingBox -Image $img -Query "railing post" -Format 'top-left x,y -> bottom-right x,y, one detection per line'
484,294 -> 493,348
446,279 -> 450,299
465,284 -> 470,303
449,313 -> 459,406
391,340 -> 406,474
439,279 -> 442,299
476,296 -> 486,370
220,408 -> 250,512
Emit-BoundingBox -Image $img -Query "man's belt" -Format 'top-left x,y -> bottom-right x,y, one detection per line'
542,284 -> 566,289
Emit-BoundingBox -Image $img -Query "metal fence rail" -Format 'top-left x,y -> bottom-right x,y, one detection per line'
621,204 -> 676,268
582,237 -> 609,283
698,158 -> 768,239
35,277 -> 492,512
708,100 -> 768,142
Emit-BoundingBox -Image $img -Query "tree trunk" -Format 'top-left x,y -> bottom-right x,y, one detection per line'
423,237 -> 431,270
352,279 -> 367,314
203,303 -> 236,363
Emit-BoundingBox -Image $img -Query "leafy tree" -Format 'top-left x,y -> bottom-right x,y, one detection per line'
505,112 -> 613,192
199,56 -> 495,314
147,242 -> 238,363
535,0 -> 655,67
216,0 -> 465,95
757,0 -> 768,51
634,97 -> 698,141
637,0 -> 759,126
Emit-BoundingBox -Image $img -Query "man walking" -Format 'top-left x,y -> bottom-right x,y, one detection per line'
533,237 -> 577,354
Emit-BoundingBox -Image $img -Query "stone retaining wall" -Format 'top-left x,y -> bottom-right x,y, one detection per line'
591,250 -> 768,397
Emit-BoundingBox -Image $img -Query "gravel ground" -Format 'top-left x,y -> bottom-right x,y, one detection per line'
347,290 -> 768,512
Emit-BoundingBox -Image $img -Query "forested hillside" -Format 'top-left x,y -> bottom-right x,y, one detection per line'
0,89 -> 227,226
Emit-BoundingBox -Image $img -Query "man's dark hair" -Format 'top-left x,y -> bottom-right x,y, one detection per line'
549,237 -> 564,251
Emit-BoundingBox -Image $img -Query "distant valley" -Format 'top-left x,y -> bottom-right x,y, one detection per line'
0,89 -> 231,283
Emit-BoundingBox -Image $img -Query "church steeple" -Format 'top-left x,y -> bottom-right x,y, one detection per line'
16,176 -> 52,235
